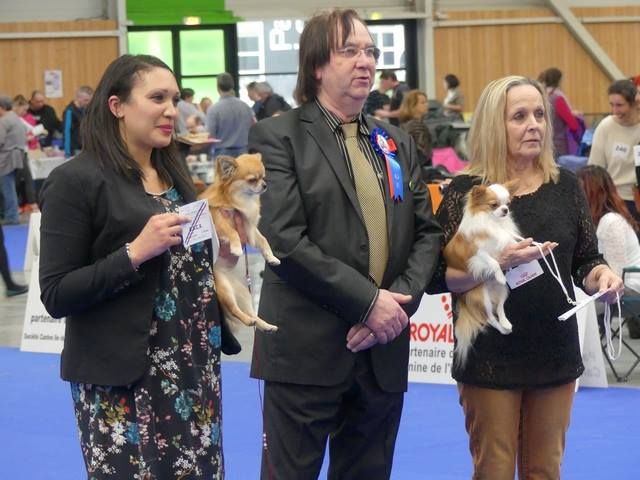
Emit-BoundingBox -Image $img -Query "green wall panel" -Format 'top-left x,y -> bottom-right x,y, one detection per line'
127,0 -> 239,26
180,30 -> 226,75
127,31 -> 174,69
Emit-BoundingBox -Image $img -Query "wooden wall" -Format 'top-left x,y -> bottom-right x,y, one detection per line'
433,6 -> 640,123
0,20 -> 118,115
1,8 -> 638,124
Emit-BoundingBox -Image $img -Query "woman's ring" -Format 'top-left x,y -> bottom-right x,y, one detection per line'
369,332 -> 376,339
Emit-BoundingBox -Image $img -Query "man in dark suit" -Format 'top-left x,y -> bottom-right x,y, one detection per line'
249,9 -> 442,480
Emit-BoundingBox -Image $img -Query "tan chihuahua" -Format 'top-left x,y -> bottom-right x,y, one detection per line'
199,153 -> 279,333
443,181 -> 520,366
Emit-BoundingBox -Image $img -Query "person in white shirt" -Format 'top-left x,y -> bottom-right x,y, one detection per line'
588,79 -> 640,221
578,164 -> 640,337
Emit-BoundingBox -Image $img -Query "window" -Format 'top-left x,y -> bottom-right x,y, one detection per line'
128,31 -> 173,69
127,25 -> 237,104
236,19 -> 303,107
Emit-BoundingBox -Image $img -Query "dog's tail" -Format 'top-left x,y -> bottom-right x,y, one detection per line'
454,285 -> 489,367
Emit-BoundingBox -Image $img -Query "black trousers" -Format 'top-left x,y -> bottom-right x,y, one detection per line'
260,352 -> 404,480
0,224 -> 17,289
16,153 -> 36,205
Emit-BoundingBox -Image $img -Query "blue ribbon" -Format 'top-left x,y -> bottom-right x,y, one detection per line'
370,128 -> 404,201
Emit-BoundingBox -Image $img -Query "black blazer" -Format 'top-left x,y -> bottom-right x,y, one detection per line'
249,102 -> 443,393
39,152 -> 238,386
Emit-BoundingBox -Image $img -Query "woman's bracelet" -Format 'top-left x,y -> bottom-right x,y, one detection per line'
125,243 -> 139,272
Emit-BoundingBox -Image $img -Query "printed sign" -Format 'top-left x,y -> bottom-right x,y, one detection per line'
20,256 -> 65,354
408,293 -> 456,385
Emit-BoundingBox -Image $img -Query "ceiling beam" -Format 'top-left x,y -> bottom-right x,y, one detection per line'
546,0 -> 625,80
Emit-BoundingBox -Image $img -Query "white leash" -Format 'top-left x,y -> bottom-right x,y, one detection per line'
513,235 -> 577,306
514,234 -> 622,360
602,292 -> 623,361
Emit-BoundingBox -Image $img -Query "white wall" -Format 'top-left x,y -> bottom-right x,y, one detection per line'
2,0 -> 639,23
0,0 -> 112,21
433,0 -> 640,9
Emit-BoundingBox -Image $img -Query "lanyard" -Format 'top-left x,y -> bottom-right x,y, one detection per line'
514,235 -> 577,306
514,235 -> 622,359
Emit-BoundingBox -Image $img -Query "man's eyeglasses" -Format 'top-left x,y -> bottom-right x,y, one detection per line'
335,46 -> 381,61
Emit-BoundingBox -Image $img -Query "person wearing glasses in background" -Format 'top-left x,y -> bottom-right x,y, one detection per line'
248,8 -> 442,479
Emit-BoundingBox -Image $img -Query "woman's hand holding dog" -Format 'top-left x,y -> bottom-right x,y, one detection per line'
128,213 -> 191,268
216,210 -> 248,269
498,238 -> 558,271
446,238 -> 559,293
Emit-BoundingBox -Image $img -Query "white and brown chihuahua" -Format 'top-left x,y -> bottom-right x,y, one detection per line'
199,153 -> 280,333
443,181 -> 520,366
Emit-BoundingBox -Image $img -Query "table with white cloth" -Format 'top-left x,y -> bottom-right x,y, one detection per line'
28,155 -> 66,180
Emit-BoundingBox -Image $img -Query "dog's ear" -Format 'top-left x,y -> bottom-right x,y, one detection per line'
469,184 -> 487,204
216,155 -> 237,179
504,179 -> 520,197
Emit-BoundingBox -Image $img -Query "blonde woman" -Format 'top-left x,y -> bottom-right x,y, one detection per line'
428,76 -> 622,479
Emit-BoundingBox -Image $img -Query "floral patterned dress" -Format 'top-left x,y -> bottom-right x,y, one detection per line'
71,187 -> 224,479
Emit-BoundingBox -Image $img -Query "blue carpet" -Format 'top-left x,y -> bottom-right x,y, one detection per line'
2,223 -> 28,272
0,347 -> 639,479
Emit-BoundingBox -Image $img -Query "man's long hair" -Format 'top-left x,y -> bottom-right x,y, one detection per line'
294,9 -> 366,105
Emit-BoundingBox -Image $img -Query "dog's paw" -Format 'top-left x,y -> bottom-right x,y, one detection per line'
229,243 -> 243,257
499,321 -> 512,334
494,270 -> 507,285
491,317 -> 512,335
255,318 -> 278,333
488,316 -> 510,334
266,255 -> 280,266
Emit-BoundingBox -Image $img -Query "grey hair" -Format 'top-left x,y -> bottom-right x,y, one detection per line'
0,95 -> 12,110
254,82 -> 273,95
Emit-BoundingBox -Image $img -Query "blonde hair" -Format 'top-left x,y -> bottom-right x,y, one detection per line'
398,90 -> 427,123
465,75 -> 558,184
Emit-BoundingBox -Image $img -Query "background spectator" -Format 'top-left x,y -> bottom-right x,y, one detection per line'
442,74 -> 464,121
246,81 -> 262,116
27,90 -> 61,147
199,96 -> 212,116
364,81 -> 391,119
578,164 -> 640,337
375,69 -> 410,126
538,67 -> 582,157
253,81 -> 291,120
176,87 -> 204,134
205,73 -> 254,157
12,94 -> 43,151
0,223 -> 27,296
0,95 -> 27,225
11,96 -> 37,213
588,79 -> 640,221
399,89 -> 432,170
62,85 -> 93,157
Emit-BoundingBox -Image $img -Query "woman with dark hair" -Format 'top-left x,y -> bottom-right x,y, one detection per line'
399,89 -> 432,169
538,67 -> 582,157
578,164 -> 640,336
39,54 -> 240,478
442,73 -> 464,121
589,79 -> 640,221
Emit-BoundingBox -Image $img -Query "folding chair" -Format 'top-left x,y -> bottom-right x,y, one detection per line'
600,266 -> 640,382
